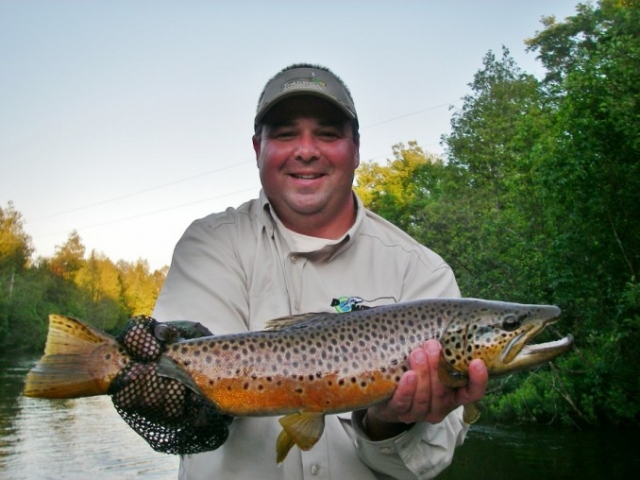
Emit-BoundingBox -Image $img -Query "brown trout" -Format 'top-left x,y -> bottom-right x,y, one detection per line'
23,298 -> 573,462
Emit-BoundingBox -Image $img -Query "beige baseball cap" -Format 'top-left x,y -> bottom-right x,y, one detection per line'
254,65 -> 358,131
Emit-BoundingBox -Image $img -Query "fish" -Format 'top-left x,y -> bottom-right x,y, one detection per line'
23,298 -> 573,463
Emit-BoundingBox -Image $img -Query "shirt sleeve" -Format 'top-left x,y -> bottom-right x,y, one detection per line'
153,217 -> 249,335
351,408 -> 469,480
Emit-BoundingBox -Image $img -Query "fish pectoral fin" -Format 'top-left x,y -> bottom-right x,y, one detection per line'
156,356 -> 204,397
463,403 -> 481,424
276,412 -> 326,462
437,351 -> 469,389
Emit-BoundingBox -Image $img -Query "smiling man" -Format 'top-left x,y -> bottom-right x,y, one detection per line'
153,64 -> 487,480
254,95 -> 359,238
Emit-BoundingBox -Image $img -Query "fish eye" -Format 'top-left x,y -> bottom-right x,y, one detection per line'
502,315 -> 522,332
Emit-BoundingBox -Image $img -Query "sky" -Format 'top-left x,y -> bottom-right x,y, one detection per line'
1,0 -> 581,271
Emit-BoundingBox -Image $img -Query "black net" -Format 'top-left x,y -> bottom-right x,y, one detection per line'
109,317 -> 233,455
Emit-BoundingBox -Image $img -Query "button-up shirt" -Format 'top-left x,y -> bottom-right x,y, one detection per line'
153,190 -> 468,480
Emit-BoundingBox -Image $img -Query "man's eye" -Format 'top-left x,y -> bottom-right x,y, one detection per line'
317,130 -> 341,139
273,130 -> 296,139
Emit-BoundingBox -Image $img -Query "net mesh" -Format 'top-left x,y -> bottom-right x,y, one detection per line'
108,316 -> 233,455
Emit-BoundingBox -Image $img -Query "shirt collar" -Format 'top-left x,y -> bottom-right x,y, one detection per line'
258,189 -> 366,260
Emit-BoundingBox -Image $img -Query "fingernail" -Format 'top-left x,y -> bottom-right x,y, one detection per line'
425,340 -> 440,356
413,349 -> 426,364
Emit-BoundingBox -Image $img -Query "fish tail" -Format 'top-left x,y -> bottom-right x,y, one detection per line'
23,314 -> 125,399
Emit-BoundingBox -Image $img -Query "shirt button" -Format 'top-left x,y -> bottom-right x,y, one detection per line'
379,446 -> 393,454
310,464 -> 320,475
290,254 -> 299,263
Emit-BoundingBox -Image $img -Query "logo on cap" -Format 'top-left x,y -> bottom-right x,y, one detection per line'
281,72 -> 327,93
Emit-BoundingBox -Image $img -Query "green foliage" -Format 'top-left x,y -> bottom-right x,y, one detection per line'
0,214 -> 167,351
356,0 -> 640,426
482,370 -> 573,424
0,202 -> 33,272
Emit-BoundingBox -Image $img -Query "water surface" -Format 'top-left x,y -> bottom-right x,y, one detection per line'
1,356 -> 178,480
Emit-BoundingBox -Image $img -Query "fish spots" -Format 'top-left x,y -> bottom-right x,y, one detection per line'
161,300 -> 549,417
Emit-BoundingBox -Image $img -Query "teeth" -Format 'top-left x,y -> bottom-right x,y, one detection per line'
294,174 -> 320,179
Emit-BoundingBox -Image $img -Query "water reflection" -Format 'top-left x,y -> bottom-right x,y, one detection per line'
0,356 -> 178,480
439,421 -> 639,479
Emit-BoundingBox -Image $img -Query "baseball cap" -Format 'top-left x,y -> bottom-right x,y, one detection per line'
254,65 -> 358,131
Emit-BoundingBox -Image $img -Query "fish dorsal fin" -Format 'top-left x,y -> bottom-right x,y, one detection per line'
276,412 -> 326,463
264,312 -> 330,331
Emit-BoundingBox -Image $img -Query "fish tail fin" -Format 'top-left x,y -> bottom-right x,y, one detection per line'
23,314 -> 125,399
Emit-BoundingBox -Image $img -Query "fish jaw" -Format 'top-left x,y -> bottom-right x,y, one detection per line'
439,301 -> 572,383
493,334 -> 574,375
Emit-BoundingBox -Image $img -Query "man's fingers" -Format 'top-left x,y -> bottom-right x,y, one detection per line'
389,370 -> 417,414
461,359 -> 488,402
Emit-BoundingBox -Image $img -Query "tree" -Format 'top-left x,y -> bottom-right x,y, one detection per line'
524,0 -> 640,423
0,203 -> 168,351
438,47 -> 554,302
118,258 -> 163,316
74,251 -> 128,331
355,141 -> 446,231
48,230 -> 86,281
0,201 -> 33,273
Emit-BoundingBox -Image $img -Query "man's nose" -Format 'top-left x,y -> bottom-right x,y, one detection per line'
294,132 -> 320,161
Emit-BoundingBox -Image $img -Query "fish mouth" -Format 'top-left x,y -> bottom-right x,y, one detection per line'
518,335 -> 574,360
500,333 -> 574,373
499,310 -> 574,374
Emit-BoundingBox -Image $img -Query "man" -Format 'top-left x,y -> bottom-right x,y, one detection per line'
153,63 -> 488,479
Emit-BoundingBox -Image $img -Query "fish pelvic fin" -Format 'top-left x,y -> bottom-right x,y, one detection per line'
276,429 -> 296,464
23,314 -> 124,399
276,412 -> 326,463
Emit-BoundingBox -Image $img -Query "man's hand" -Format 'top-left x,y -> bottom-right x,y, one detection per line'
364,339 -> 488,440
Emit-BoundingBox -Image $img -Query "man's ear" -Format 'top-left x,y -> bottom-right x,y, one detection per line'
252,135 -> 261,166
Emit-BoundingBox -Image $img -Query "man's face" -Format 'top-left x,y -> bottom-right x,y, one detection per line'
253,96 -> 360,234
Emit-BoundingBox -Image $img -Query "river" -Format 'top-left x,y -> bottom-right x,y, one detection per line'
1,355 -> 637,479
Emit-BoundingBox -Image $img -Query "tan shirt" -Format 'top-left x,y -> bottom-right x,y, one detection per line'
153,190 -> 468,480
